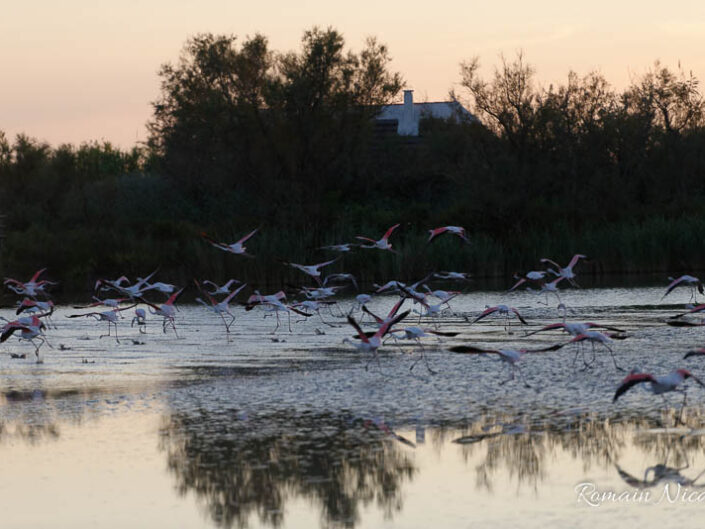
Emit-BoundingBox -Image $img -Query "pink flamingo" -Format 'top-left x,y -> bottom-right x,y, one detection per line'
540,254 -> 588,287
427,226 -> 470,244
662,275 -> 704,303
448,343 -> 562,387
356,223 -> 400,253
201,228 -> 258,257
470,305 -> 528,333
1,315 -> 49,361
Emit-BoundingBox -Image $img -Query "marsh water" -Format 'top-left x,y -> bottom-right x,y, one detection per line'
4,285 -> 705,528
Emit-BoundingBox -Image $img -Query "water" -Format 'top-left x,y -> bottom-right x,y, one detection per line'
3,286 -> 705,527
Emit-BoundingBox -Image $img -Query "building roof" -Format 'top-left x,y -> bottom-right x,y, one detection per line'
375,91 -> 475,136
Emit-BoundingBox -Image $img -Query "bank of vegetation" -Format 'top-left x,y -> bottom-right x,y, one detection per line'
2,28 -> 705,292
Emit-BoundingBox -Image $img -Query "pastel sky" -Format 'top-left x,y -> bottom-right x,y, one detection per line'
2,0 -> 705,148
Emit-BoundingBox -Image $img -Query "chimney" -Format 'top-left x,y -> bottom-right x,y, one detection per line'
399,89 -> 417,135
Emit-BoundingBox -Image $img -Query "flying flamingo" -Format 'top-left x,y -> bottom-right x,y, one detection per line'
142,288 -> 185,337
66,304 -> 137,343
448,343 -> 562,387
318,243 -> 357,253
613,369 -> 705,422
323,273 -> 359,291
433,271 -> 471,281
388,326 -> 459,373
4,268 -> 56,297
194,280 -> 247,333
567,331 -> 624,371
507,270 -> 552,292
470,305 -> 528,333
201,228 -> 258,257
427,226 -> 470,244
662,275 -> 704,303
343,310 -> 411,368
1,315 -> 49,362
200,279 -> 242,296
356,223 -> 400,253
280,257 -> 339,285
540,254 -> 588,287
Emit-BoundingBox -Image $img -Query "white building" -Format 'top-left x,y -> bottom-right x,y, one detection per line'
376,90 -> 475,136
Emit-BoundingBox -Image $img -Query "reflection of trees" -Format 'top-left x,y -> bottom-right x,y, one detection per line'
159,410 -> 417,529
445,409 -> 705,492
0,387 -> 111,444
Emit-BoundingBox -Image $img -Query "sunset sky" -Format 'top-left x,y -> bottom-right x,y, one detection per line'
2,0 -> 705,147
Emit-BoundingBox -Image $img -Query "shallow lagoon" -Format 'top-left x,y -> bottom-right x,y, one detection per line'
3,286 -> 705,528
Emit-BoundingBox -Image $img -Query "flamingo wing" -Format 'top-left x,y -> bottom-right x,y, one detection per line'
471,306 -> 498,324
613,373 -> 656,402
448,345 -> 497,355
684,348 -> 705,359
237,228 -> 259,244
382,223 -> 401,241
511,308 -> 528,325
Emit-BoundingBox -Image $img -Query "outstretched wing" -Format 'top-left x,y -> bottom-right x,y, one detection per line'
613,373 -> 655,402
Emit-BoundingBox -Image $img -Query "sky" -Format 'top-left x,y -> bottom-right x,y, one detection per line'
2,0 -> 705,148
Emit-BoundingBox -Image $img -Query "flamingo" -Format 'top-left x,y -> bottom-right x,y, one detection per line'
73,297 -> 129,309
470,305 -> 528,333
540,254 -> 587,287
201,228 -> 258,257
280,257 -> 339,285
423,285 -> 460,309
613,370 -> 705,422
448,343 -> 562,387
16,298 -> 56,328
343,310 -> 410,368
567,331 -> 624,371
66,304 -> 137,343
433,271 -> 471,281
96,269 -> 158,299
4,268 -> 56,297
1,315 -> 49,362
200,279 -> 242,296
531,276 -> 566,305
388,326 -> 459,373
662,275 -> 704,303
318,243 -> 357,253
427,226 -> 470,244
323,273 -> 358,291
356,223 -> 400,253
142,288 -> 185,337
131,308 -> 147,334
194,280 -> 247,333
507,270 -> 552,292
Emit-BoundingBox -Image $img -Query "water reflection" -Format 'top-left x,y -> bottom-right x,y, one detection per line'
159,410 -> 417,528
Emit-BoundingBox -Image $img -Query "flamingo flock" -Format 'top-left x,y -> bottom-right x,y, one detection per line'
4,224 -> 705,419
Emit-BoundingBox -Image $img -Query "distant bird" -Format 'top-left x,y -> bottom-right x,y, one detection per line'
613,369 -> 705,403
318,243 -> 357,253
448,343 -> 562,387
433,271 -> 471,281
201,228 -> 258,257
356,223 -> 400,253
662,275 -> 704,303
540,254 -> 588,287
470,305 -> 528,333
200,279 -> 242,296
323,273 -> 358,291
281,257 -> 339,285
427,226 -> 470,244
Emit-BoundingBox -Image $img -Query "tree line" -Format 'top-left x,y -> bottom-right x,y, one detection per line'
2,27 -> 705,293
